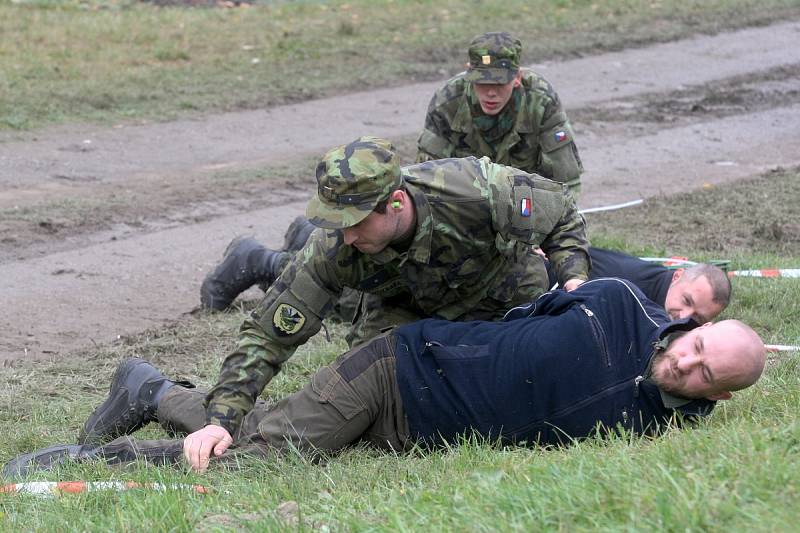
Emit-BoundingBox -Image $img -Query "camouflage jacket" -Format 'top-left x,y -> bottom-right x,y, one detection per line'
416,69 -> 583,197
205,157 -> 590,434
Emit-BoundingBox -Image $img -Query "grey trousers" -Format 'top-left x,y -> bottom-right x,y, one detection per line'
94,333 -> 412,468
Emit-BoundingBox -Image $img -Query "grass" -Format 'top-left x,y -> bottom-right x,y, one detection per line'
0,171 -> 798,530
2,0 -> 800,130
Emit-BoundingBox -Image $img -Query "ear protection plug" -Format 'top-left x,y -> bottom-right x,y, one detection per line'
392,200 -> 401,209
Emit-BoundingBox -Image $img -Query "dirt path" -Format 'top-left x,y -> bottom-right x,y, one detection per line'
2,21 -> 799,361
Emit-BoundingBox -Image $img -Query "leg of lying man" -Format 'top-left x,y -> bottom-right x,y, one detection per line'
3,333 -> 410,477
104,332 -> 411,467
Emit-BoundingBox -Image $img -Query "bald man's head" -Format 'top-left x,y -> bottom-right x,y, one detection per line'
651,319 -> 765,401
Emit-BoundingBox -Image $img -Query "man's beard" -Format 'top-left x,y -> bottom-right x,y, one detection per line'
649,349 -> 683,396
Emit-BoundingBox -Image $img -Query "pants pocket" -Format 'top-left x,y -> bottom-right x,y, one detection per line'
310,366 -> 366,421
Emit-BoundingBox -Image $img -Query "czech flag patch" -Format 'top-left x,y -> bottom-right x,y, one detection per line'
554,130 -> 568,142
520,197 -> 532,217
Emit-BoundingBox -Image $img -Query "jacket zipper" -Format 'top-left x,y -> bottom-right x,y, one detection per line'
634,375 -> 645,398
581,304 -> 610,366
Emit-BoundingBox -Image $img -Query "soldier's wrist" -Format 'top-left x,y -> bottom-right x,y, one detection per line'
205,415 -> 239,437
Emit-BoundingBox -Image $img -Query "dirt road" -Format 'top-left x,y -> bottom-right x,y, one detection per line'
1,21 -> 799,361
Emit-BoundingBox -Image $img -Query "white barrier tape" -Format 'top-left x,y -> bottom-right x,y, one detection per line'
0,481 -> 209,496
638,257 -> 699,266
578,199 -> 643,214
765,344 -> 800,353
728,269 -> 800,279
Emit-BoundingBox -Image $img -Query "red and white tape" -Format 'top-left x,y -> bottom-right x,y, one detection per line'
728,269 -> 800,279
0,481 -> 209,496
765,344 -> 800,353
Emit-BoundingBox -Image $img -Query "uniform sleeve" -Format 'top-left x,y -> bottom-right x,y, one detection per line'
532,79 -> 583,199
486,160 -> 590,284
538,186 -> 591,284
416,92 -> 455,163
203,232 -> 342,435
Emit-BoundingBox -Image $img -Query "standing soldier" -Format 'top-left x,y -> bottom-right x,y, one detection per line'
417,31 -> 583,198
196,136 -> 589,450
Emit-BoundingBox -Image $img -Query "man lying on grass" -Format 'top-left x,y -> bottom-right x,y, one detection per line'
4,278 -> 764,478
205,215 -> 731,325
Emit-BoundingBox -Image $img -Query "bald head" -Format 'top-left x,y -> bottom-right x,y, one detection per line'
716,320 -> 766,391
651,319 -> 765,401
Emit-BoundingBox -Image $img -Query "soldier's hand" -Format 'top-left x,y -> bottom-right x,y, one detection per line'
563,278 -> 585,292
183,424 -> 233,473
532,247 -> 547,259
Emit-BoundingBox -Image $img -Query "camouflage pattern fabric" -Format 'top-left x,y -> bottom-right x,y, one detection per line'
417,69 -> 583,197
464,31 -> 522,85
204,156 -> 590,435
306,136 -> 403,229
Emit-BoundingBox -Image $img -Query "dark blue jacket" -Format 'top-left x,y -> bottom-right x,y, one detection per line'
395,278 -> 714,447
546,247 -> 672,305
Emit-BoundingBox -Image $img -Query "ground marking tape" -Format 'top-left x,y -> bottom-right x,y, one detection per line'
578,198 -> 644,214
0,481 -> 209,496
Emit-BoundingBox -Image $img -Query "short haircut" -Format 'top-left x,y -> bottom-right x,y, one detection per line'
372,185 -> 406,215
373,198 -> 390,214
683,264 -> 732,308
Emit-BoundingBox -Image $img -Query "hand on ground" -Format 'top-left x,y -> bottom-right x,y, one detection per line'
183,424 -> 233,473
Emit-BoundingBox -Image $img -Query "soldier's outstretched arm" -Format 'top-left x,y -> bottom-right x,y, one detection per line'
538,185 -> 590,285
486,162 -> 589,285
203,234 -> 342,437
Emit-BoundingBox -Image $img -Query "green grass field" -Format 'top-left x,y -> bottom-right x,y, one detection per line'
2,0 -> 800,130
2,0 -> 799,529
0,169 -> 798,531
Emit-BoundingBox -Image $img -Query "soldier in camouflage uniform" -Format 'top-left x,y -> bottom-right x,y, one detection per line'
186,136 -> 590,464
417,31 -> 583,197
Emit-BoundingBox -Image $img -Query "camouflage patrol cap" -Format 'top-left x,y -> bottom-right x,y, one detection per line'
305,136 -> 403,229
464,31 -> 522,84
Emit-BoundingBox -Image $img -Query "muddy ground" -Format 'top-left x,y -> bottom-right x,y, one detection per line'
1,20 -> 799,361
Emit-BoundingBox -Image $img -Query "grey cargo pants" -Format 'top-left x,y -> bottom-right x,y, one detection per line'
91,333 -> 412,468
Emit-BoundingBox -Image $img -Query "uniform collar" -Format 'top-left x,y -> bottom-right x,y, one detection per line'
659,389 -> 692,409
367,180 -> 432,266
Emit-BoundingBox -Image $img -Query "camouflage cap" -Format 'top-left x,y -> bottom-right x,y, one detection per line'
464,31 -> 522,84
305,136 -> 403,229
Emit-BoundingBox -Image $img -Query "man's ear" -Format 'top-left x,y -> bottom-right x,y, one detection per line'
671,268 -> 685,284
513,72 -> 523,87
706,391 -> 732,401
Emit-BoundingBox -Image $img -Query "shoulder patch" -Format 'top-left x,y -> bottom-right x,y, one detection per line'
273,304 -> 306,335
520,197 -> 532,218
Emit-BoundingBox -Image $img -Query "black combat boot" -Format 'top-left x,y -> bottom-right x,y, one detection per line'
282,216 -> 317,253
3,444 -> 100,479
200,236 -> 288,311
78,358 -> 183,446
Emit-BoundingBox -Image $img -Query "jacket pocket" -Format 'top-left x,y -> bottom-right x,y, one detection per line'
581,304 -> 610,367
424,343 -> 491,361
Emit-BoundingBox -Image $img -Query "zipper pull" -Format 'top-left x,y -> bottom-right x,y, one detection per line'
580,304 -> 594,317
634,375 -> 644,397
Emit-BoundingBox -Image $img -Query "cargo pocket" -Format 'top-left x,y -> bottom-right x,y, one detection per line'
310,366 -> 366,421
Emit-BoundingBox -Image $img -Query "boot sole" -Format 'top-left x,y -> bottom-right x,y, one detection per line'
2,444 -> 87,479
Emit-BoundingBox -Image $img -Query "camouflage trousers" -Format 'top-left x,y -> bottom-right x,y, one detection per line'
87,333 -> 412,468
